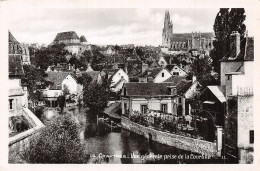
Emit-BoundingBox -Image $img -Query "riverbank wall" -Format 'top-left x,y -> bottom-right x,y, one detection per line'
9,108 -> 45,163
122,116 -> 220,157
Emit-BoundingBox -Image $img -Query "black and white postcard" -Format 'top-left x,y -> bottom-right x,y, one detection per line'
0,0 -> 259,170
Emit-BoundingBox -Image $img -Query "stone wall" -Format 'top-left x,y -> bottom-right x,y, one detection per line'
9,108 -> 45,163
122,116 -> 218,157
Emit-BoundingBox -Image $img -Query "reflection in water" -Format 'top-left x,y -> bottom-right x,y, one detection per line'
44,106 -> 224,164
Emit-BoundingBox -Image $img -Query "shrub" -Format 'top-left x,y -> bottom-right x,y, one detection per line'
9,115 -> 31,133
34,106 -> 44,121
22,113 -> 89,163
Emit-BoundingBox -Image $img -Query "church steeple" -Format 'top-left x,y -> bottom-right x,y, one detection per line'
162,10 -> 173,47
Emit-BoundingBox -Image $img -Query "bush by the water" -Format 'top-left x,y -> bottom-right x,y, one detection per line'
9,115 -> 31,134
22,113 -> 89,163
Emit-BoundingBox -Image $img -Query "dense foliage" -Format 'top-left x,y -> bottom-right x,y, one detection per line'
32,43 -> 70,70
82,76 -> 112,115
21,65 -> 52,101
211,8 -> 246,77
188,56 -> 217,89
22,114 -> 89,163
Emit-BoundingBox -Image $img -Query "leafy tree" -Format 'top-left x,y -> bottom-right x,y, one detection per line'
211,8 -> 246,78
82,76 -> 112,119
62,84 -> 70,96
115,44 -> 121,51
77,73 -> 93,85
80,49 -> 104,70
34,43 -> 70,70
22,114 -> 89,163
21,65 -> 51,101
57,95 -> 66,113
69,56 -> 82,69
188,56 -> 217,89
135,47 -> 144,57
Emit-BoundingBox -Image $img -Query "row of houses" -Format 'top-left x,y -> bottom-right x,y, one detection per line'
120,31 -> 254,163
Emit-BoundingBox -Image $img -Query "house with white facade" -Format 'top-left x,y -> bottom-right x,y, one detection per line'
138,67 -> 172,83
158,55 -> 179,68
43,72 -> 81,107
121,81 -> 193,118
165,64 -> 188,76
164,76 -> 200,117
103,68 -> 129,92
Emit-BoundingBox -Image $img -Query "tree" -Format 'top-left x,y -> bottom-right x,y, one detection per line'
115,44 -> 121,51
135,47 -> 144,57
22,114 -> 89,163
57,95 -> 66,113
77,73 -> 93,85
211,8 -> 246,79
21,65 -> 51,102
34,43 -> 70,70
62,84 -> 70,96
69,56 -> 82,69
82,76 -> 112,119
188,56 -> 217,89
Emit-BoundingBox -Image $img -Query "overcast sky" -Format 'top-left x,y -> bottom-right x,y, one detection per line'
7,8 -> 256,46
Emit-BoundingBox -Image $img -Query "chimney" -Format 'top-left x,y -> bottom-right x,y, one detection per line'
68,63 -> 71,71
230,31 -> 240,58
168,86 -> 177,96
192,76 -> 197,83
141,62 -> 148,73
124,64 -> 128,74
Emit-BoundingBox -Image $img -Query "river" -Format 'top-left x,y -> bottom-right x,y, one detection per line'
43,106 -> 224,164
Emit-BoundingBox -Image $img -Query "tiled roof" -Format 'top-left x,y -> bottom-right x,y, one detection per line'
9,31 -> 19,44
149,61 -> 160,68
128,66 -> 141,77
139,68 -> 162,78
45,72 -> 74,89
165,64 -> 175,71
165,64 -> 188,73
53,31 -> 79,42
176,80 -> 192,95
163,75 -> 186,84
9,55 -> 24,76
124,82 -> 177,96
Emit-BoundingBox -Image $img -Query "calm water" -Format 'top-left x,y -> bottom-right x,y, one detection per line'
44,106 -> 224,164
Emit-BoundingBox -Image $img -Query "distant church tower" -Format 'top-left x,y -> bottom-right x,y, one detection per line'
162,10 -> 173,47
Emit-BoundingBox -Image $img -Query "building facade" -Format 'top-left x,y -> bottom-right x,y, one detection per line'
52,31 -> 90,56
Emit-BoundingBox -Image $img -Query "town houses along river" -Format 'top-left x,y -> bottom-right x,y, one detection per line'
43,106 -> 224,164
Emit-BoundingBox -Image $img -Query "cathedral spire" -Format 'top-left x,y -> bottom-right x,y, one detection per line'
162,9 -> 173,47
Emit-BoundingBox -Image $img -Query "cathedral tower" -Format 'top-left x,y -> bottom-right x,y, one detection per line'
162,10 -> 173,47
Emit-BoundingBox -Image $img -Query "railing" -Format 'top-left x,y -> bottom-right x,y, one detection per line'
129,110 -> 202,139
